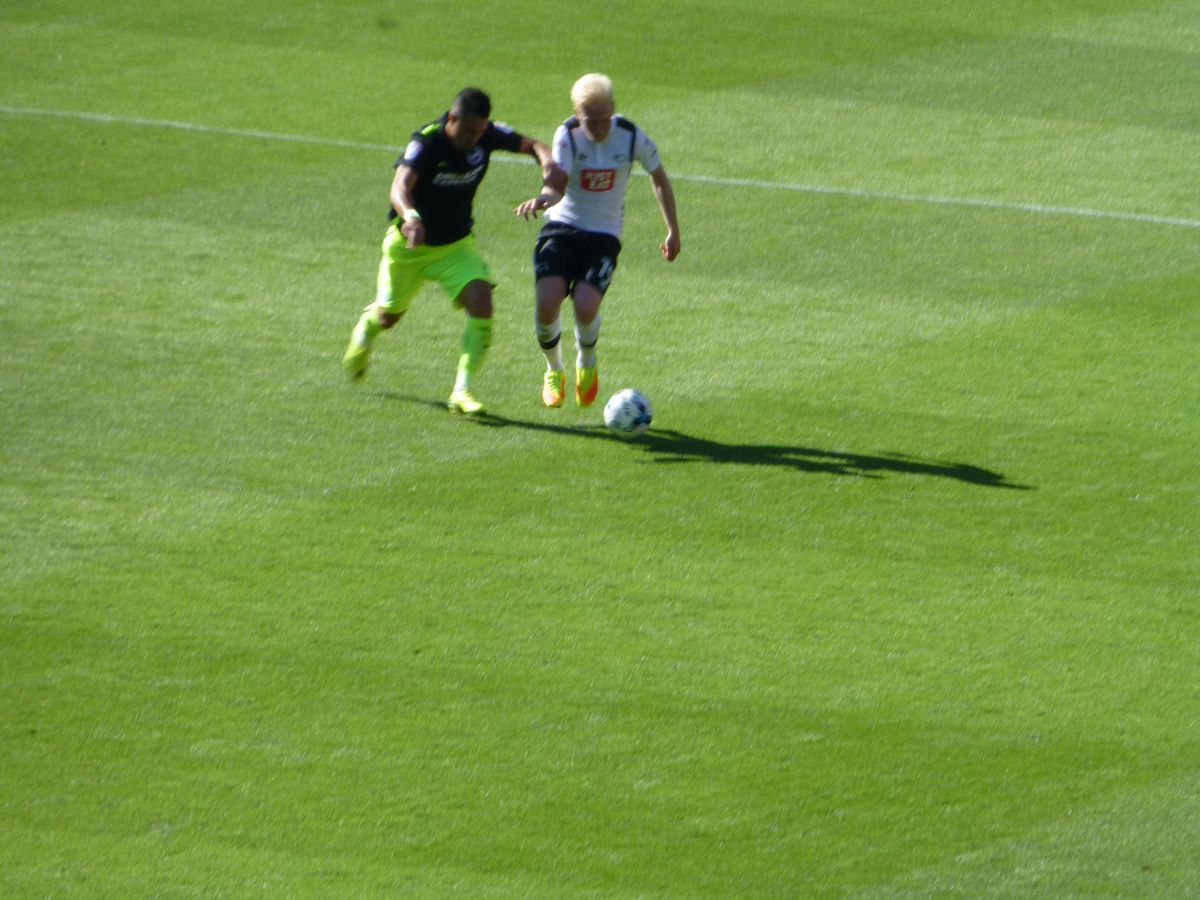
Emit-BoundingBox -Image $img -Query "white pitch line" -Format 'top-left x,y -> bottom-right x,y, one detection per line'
5,104 -> 1199,231
680,173 -> 1200,231
0,105 -> 397,153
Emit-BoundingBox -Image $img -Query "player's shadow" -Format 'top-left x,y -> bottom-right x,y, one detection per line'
383,394 -> 1032,490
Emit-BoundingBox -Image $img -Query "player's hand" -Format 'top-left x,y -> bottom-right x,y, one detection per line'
542,162 -> 568,194
514,196 -> 551,220
661,230 -> 681,262
401,219 -> 425,248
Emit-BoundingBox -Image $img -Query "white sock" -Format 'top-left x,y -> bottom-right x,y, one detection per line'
575,316 -> 601,369
536,316 -> 564,370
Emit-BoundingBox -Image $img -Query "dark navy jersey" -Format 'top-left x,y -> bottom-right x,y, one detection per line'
390,113 -> 525,246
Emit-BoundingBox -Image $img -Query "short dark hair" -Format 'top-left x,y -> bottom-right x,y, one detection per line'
451,87 -> 491,119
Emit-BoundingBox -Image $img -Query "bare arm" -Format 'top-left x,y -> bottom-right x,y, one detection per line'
519,136 -> 568,193
514,183 -> 564,220
513,135 -> 568,220
650,165 -> 681,261
389,165 -> 425,248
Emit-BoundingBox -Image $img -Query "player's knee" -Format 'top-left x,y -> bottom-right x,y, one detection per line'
379,311 -> 404,329
536,294 -> 566,321
574,293 -> 604,325
459,282 -> 493,318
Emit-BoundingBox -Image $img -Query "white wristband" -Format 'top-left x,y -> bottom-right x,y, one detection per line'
403,209 -> 422,222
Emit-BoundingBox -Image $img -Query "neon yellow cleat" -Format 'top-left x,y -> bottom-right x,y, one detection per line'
575,365 -> 599,408
447,389 -> 486,415
542,369 -> 566,408
342,342 -> 370,382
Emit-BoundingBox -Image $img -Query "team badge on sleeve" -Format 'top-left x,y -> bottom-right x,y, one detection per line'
402,139 -> 424,164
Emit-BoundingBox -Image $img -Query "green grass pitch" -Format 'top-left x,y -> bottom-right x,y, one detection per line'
2,0 -> 1198,895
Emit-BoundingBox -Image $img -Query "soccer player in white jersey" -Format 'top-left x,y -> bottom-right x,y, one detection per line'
515,73 -> 681,409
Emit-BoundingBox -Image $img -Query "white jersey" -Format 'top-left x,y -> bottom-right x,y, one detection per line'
546,114 -> 662,239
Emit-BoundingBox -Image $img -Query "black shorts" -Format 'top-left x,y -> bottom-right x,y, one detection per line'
533,223 -> 622,295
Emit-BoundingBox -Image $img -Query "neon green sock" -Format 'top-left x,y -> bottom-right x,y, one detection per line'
455,316 -> 493,392
351,308 -> 383,347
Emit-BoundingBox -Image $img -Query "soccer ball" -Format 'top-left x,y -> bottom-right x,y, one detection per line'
603,388 -> 653,439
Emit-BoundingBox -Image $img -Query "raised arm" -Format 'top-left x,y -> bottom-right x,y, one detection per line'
649,165 -> 681,261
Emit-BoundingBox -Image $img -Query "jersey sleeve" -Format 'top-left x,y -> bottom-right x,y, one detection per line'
551,123 -> 574,172
487,121 -> 525,154
398,138 -> 429,172
634,127 -> 662,173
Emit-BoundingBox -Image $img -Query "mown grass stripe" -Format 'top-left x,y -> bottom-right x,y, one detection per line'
5,103 -> 1198,231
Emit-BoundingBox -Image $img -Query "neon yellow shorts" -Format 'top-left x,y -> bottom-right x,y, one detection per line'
375,226 -> 496,315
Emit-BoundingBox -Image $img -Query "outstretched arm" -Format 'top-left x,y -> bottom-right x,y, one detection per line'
514,183 -> 564,220
519,136 -> 568,194
514,136 -> 567,220
649,165 -> 681,261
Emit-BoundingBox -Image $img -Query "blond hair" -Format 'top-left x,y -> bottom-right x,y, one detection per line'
571,73 -> 614,112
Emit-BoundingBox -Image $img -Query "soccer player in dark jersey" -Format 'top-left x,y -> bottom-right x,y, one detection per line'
343,87 -> 565,415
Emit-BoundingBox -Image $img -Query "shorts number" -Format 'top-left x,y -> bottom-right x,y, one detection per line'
596,257 -> 616,291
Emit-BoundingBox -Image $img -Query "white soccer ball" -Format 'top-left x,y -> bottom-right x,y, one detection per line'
603,388 -> 653,439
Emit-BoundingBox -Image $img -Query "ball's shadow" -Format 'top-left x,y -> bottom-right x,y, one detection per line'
381,393 -> 1032,490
